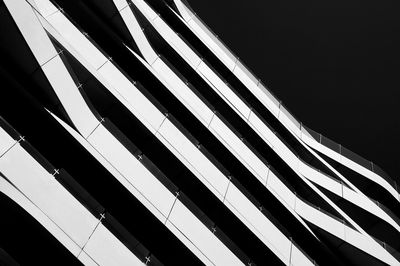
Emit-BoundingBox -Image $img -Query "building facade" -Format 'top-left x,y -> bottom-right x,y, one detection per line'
0,0 -> 399,265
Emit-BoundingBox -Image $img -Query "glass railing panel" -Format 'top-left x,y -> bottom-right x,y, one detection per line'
100,213 -> 155,264
234,60 -> 261,88
0,117 -> 21,140
320,135 -> 340,154
373,164 -> 397,189
56,168 -> 105,217
279,104 -> 301,130
385,244 -> 400,262
257,81 -> 281,108
301,124 -> 320,142
340,146 -> 372,170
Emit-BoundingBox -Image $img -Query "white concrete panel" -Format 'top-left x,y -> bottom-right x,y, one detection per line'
112,0 -> 129,11
4,0 -> 58,66
0,128 -> 17,157
247,113 -> 276,147
209,116 -> 268,181
278,107 -> 301,137
87,125 -> 175,219
30,0 -> 58,18
0,144 -> 98,248
152,16 -> 202,67
152,59 -> 214,126
173,0 -> 193,22
83,223 -> 144,266
49,112 -> 242,264
46,12 -> 108,70
257,83 -> 281,114
131,0 -> 159,21
173,0 -> 282,120
344,228 -> 399,266
295,199 -> 345,240
233,67 -> 280,117
290,243 -> 314,266
146,1 -> 400,256
341,155 -> 398,199
168,200 -> 242,266
301,124 -> 400,203
342,187 -> 400,232
186,17 -> 236,70
173,0 -> 387,233
49,113 -> 169,224
225,184 -> 293,265
41,55 -> 99,138
197,61 -> 251,119
266,185 -> 317,238
157,119 -> 229,197
298,162 -> 342,196
175,0 -> 284,124
223,200 -> 288,264
267,171 -> 296,209
77,251 -> 99,266
0,176 -> 82,257
122,1 -> 318,242
173,2 -> 238,70
302,132 -> 342,163
97,61 -> 165,133
35,4 -> 165,136
118,6 -> 158,64
175,0 -> 396,222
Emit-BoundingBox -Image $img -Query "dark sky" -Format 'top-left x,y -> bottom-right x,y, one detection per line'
187,0 -> 400,183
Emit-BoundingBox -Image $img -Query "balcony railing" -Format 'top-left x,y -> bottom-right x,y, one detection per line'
178,1 -> 399,197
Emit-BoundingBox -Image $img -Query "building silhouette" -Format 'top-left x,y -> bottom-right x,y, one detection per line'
0,0 -> 399,265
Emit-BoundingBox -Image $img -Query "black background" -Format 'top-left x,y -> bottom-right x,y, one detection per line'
187,0 -> 400,182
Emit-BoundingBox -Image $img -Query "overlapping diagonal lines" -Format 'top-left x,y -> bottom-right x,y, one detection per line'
0,0 -> 398,265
